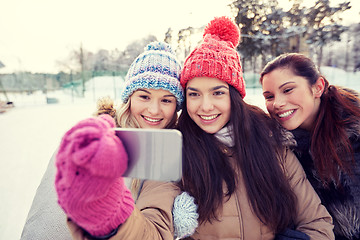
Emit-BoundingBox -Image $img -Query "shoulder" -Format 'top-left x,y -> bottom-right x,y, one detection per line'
142,180 -> 180,193
136,180 -> 180,209
277,148 -> 306,181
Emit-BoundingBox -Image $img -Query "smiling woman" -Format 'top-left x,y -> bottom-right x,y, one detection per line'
176,16 -> 334,239
129,89 -> 177,129
260,53 -> 360,239
20,41 -> 187,240
261,67 -> 323,131
185,77 -> 231,134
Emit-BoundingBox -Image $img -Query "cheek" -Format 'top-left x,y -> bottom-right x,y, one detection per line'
301,97 -> 317,115
289,91 -> 309,106
163,104 -> 177,118
223,100 -> 231,118
265,101 -> 273,112
130,101 -> 143,117
186,99 -> 196,115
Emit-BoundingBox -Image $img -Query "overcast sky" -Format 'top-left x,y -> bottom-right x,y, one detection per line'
0,0 -> 359,73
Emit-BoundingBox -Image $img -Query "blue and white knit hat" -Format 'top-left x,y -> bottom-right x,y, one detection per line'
120,42 -> 184,110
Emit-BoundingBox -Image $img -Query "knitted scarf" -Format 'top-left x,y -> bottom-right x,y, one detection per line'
214,125 -> 234,147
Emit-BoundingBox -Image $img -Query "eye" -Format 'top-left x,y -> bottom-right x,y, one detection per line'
187,91 -> 199,97
213,91 -> 225,96
284,87 -> 293,94
139,95 -> 150,100
264,94 -> 274,100
161,98 -> 173,103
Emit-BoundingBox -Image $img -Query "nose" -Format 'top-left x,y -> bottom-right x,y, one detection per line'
273,95 -> 286,109
148,100 -> 160,115
201,95 -> 214,112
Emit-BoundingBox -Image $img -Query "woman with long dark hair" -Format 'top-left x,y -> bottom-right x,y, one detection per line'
176,16 -> 334,239
261,52 -> 360,239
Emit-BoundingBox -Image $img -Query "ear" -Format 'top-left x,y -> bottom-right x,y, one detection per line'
313,77 -> 325,98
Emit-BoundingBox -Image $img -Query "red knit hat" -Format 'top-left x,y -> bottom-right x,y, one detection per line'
180,16 -> 246,98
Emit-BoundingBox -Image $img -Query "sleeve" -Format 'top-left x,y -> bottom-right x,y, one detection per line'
20,152 -> 72,240
282,149 -> 335,240
67,180 -> 180,240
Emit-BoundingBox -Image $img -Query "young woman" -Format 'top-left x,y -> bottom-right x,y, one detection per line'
260,53 -> 360,239
175,16 -> 334,239
55,41 -> 188,239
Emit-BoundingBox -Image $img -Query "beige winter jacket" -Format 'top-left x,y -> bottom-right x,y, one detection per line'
67,149 -> 334,240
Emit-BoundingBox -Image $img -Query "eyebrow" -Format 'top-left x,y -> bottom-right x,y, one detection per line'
279,81 -> 296,88
163,95 -> 176,98
137,89 -> 175,98
186,85 -> 229,92
263,81 -> 296,95
137,89 -> 151,94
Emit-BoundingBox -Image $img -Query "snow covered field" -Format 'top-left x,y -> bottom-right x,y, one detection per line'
0,69 -> 359,240
0,76 -> 124,240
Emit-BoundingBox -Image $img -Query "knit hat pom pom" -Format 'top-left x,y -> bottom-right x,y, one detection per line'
146,41 -> 175,55
203,16 -> 240,48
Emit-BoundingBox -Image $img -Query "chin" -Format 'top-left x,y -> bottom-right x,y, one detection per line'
203,127 -> 221,134
282,123 -> 298,131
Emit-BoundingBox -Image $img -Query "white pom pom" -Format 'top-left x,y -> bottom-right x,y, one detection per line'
173,192 -> 199,239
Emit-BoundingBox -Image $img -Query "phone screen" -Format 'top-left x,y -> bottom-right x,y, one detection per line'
114,128 -> 182,182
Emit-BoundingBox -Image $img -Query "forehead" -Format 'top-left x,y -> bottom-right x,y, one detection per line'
135,88 -> 174,96
187,77 -> 228,88
263,68 -> 308,85
266,67 -> 295,78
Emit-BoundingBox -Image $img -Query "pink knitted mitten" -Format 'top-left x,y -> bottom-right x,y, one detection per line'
55,114 -> 134,237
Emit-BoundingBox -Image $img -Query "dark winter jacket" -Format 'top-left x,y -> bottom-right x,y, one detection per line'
290,91 -> 360,240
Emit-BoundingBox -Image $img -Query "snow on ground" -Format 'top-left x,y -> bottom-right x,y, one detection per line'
0,70 -> 358,240
0,76 -> 124,240
0,102 -> 95,240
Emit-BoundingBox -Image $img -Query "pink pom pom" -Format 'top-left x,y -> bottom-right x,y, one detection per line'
203,16 -> 240,48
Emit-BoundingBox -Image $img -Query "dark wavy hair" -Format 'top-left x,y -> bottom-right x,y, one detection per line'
178,85 -> 297,233
260,53 -> 360,186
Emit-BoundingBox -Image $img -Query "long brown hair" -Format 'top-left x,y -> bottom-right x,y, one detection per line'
260,53 -> 360,186
178,85 -> 297,233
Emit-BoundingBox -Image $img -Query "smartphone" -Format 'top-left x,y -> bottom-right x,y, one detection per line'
114,128 -> 182,182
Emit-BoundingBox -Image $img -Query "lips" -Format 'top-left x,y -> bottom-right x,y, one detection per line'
276,109 -> 296,121
142,115 -> 162,123
199,114 -> 219,120
277,110 -> 295,118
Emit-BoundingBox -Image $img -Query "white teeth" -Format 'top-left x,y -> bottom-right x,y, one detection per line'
278,110 -> 294,118
143,116 -> 161,122
200,114 -> 218,120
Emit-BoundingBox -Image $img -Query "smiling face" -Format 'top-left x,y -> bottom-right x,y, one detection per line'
186,77 -> 231,134
261,68 -> 324,131
129,88 -> 177,129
